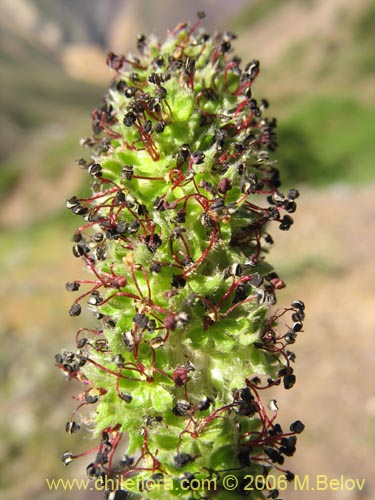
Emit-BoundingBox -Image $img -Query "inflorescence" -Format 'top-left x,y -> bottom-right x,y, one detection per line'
56,13 -> 305,500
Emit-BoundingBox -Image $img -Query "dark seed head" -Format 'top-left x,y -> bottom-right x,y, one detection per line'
69,303 -> 81,317
174,453 -> 192,468
290,420 -> 305,434
65,421 -> 80,434
120,392 -> 133,403
283,373 -> 296,389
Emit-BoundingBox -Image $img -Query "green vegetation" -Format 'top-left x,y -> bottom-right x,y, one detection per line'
277,96 -> 375,185
232,0 -> 291,31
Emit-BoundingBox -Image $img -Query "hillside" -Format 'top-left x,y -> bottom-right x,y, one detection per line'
231,0 -> 374,185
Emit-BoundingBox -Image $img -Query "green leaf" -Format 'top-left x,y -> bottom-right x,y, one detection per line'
151,386 -> 173,412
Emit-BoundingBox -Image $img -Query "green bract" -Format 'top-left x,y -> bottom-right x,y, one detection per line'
57,15 -> 305,500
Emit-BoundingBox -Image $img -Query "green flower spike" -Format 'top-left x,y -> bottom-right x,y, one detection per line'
56,13 -> 305,500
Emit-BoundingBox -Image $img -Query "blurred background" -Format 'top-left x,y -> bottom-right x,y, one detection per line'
0,0 -> 374,499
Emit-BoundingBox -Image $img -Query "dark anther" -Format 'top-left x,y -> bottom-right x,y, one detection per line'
199,180 -> 216,195
287,188 -> 300,200
238,399 -> 258,416
291,299 -> 305,311
220,40 -> 231,53
233,285 -> 247,304
292,311 -> 305,322
69,303 -> 81,317
153,55 -> 164,68
285,332 -> 297,344
175,312 -> 190,329
198,397 -> 212,411
115,191 -> 126,205
174,209 -> 186,223
292,322 -> 303,332
122,331 -> 135,351
144,415 -> 163,426
95,247 -> 106,261
75,158 -> 87,168
120,392 -> 133,403
237,163 -> 246,175
123,112 -> 136,127
124,86 -> 137,98
85,393 -> 99,404
268,424 -> 283,436
142,120 -> 152,134
267,489 -> 279,499
190,150 -> 205,164
128,221 -> 140,233
66,197 -> 80,209
184,57 -> 195,74
148,72 -> 164,85
129,72 -> 140,83
217,177 -> 232,194
238,449 -> 251,467
210,198 -> 225,212
65,281 -> 80,292
172,400 -> 192,417
283,200 -> 297,213
279,215 -> 294,230
120,454 -> 135,467
62,451 -> 73,466
149,261 -> 162,273
200,213 -> 215,228
249,273 -> 263,288
286,471 -> 295,482
137,33 -> 147,53
133,313 -> 149,329
242,59 -> 260,81
153,196 -> 165,211
283,373 -> 296,390
286,350 -> 296,362
112,354 -> 125,367
145,234 -> 162,253
290,420 -> 305,434
155,86 -> 167,99
264,233 -> 274,244
72,231 -> 83,242
72,205 -> 89,216
176,144 -> 190,166
147,319 -> 157,331
115,222 -> 127,235
224,263 -> 242,278
171,275 -> 186,289
106,52 -> 124,71
174,453 -> 193,468
264,447 -> 281,463
265,272 -> 278,281
88,163 -> 102,177
95,452 -> 109,465
92,232 -> 104,242
240,175 -> 258,195
76,338 -> 87,348
65,421 -> 80,434
153,121 -> 166,133
86,462 -> 101,478
137,203 -> 148,215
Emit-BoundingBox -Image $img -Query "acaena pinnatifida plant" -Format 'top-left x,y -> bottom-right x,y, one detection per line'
55,13 -> 306,500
